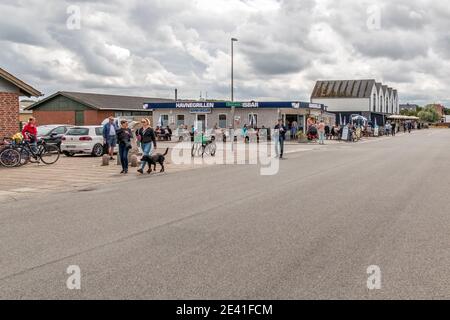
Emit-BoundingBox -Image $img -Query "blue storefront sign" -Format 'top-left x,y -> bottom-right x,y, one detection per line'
143,101 -> 325,110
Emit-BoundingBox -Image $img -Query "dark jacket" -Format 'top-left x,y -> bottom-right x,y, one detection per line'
103,122 -> 119,139
116,128 -> 132,145
138,127 -> 157,147
274,124 -> 287,140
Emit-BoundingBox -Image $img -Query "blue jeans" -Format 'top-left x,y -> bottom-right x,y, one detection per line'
140,142 -> 154,169
119,144 -> 129,171
29,142 -> 38,155
319,132 -> 325,144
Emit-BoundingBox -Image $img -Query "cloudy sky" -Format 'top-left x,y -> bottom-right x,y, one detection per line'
1,0 -> 449,105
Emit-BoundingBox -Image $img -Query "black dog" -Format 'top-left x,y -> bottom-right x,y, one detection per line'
141,148 -> 169,173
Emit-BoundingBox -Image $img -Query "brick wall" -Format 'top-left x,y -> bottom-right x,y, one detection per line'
34,110 -> 75,125
34,110 -> 114,126
84,110 -> 99,125
0,92 -> 20,138
96,111 -> 114,124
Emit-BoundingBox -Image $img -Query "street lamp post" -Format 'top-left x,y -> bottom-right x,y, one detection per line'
231,38 -> 238,130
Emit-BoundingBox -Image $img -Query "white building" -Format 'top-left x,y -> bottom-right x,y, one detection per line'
311,79 -> 399,125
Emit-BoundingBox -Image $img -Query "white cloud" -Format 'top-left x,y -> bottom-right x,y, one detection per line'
0,0 -> 448,105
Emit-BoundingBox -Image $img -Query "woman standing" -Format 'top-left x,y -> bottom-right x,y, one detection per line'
317,120 -> 326,145
136,118 -> 157,174
116,120 -> 132,174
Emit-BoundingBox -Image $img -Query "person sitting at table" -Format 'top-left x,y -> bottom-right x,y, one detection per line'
165,126 -> 172,141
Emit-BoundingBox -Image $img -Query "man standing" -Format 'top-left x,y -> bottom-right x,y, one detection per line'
391,121 -> 396,136
274,119 -> 287,159
22,117 -> 38,154
103,116 -> 118,160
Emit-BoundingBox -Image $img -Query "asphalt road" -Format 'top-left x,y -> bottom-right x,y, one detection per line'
1,129 -> 450,300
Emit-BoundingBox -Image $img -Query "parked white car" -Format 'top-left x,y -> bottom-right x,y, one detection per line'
61,126 -> 104,157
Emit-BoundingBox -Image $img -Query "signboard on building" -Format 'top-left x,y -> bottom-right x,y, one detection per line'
144,101 -> 325,110
176,102 -> 215,108
189,108 -> 212,114
226,102 -> 242,108
309,103 -> 322,109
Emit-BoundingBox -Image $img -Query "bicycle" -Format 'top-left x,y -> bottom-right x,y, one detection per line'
191,134 -> 216,158
2,136 -> 61,166
0,138 -> 21,167
18,139 -> 61,165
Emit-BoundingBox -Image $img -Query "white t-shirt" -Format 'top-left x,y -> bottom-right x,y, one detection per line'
109,124 -> 116,136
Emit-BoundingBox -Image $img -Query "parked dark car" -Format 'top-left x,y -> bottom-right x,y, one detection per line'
37,125 -> 73,148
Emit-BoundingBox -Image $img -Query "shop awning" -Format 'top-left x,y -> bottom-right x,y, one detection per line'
387,115 -> 420,120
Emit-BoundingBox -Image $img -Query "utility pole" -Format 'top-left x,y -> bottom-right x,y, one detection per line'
231,38 -> 238,130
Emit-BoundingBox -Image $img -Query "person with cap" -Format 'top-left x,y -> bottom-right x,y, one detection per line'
103,116 -> 119,160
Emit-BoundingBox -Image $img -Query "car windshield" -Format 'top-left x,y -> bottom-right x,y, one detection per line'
66,128 -> 89,136
37,126 -> 55,136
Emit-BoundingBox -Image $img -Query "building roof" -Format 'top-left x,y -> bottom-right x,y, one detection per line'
311,80 -> 376,99
27,91 -> 174,111
387,87 -> 393,97
0,67 -> 42,97
375,82 -> 382,93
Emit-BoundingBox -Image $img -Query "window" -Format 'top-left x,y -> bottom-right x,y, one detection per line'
66,128 -> 89,136
219,114 -> 227,129
132,111 -> 151,116
115,112 -> 123,117
160,115 -> 169,127
53,126 -> 66,135
95,127 -> 103,136
248,114 -> 258,128
177,115 -> 185,127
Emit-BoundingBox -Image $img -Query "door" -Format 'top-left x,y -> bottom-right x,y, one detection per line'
298,115 -> 305,133
196,114 -> 206,133
75,111 -> 84,126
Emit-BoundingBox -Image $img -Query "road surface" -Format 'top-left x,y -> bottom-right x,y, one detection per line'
1,129 -> 450,299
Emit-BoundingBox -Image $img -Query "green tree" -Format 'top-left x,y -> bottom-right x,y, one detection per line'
418,106 -> 440,123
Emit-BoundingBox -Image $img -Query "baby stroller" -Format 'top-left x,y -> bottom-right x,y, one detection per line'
307,126 -> 318,141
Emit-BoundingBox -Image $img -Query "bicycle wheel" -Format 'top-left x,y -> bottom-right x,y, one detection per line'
39,144 -> 60,165
0,148 -> 21,167
204,142 -> 216,157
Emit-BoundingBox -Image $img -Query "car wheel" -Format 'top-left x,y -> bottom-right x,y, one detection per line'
63,151 -> 75,157
92,144 -> 104,157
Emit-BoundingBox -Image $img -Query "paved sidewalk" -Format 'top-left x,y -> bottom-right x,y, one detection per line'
0,148 -> 206,202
